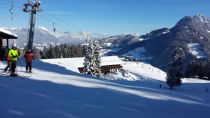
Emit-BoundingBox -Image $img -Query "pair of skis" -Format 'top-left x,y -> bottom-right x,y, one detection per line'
0,71 -> 32,79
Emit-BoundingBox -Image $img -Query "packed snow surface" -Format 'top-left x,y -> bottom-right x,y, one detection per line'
0,58 -> 210,118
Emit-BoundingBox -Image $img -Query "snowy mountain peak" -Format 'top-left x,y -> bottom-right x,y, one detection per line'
36,26 -> 50,32
193,13 -> 210,24
124,32 -> 140,37
176,14 -> 210,27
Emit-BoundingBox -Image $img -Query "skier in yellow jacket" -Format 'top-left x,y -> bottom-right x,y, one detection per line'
8,45 -> 19,76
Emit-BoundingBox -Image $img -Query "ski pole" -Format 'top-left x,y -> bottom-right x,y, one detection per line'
32,59 -> 35,74
17,58 -> 23,72
20,59 -> 23,72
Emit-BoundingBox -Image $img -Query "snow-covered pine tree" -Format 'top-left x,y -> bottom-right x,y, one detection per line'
166,47 -> 185,89
33,47 -> 41,59
93,40 -> 101,76
84,40 -> 95,76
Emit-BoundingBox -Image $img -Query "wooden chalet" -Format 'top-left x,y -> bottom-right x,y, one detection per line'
78,56 -> 123,74
0,28 -> 18,48
42,56 -> 123,75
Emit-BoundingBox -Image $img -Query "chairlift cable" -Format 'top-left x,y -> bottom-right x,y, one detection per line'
46,12 -> 83,32
2,0 -> 82,33
37,14 -> 73,32
2,0 -> 85,38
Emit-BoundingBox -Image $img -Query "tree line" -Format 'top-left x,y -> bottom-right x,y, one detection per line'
185,59 -> 210,80
29,44 -> 85,59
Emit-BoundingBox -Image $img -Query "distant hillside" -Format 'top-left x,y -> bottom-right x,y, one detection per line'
99,34 -> 142,55
102,14 -> 210,71
143,14 -> 210,70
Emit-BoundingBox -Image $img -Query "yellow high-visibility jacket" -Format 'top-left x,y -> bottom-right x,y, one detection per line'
8,49 -> 19,61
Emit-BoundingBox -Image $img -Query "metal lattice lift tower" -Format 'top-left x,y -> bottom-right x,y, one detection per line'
23,0 -> 41,51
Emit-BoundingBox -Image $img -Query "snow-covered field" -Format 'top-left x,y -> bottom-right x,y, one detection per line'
188,43 -> 206,59
0,58 -> 210,118
125,47 -> 153,61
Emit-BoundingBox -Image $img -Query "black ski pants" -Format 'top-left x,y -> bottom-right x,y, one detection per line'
26,62 -> 32,71
4,61 -> 11,72
11,61 -> 17,74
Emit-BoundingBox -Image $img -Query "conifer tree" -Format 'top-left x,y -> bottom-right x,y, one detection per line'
93,40 -> 101,76
33,47 -> 41,59
84,39 -> 101,76
84,40 -> 95,76
166,47 -> 185,89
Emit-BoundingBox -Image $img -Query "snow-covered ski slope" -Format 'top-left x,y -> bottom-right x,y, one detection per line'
0,58 -> 210,118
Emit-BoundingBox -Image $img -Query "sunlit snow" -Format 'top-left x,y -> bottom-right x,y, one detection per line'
0,58 -> 209,118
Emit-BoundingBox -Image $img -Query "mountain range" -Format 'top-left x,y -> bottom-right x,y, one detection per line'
100,14 -> 210,71
1,27 -> 109,49
2,14 -> 210,71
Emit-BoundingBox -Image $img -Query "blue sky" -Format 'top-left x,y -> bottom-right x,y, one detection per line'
0,0 -> 210,35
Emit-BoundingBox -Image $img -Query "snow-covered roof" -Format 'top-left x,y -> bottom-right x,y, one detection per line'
100,56 -> 123,66
0,28 -> 18,39
41,56 -> 123,72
